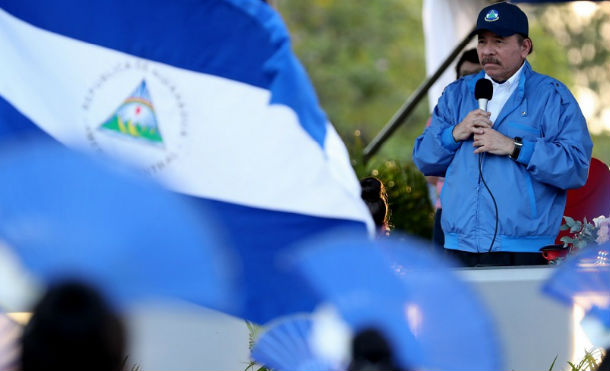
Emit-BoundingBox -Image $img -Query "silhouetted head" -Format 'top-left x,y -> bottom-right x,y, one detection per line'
455,48 -> 481,79
21,281 -> 126,371
347,328 -> 404,371
360,177 -> 389,234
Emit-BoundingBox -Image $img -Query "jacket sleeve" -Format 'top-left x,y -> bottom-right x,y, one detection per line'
412,86 -> 463,177
516,81 -> 592,190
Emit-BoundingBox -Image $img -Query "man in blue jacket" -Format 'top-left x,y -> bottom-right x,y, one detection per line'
413,2 -> 592,266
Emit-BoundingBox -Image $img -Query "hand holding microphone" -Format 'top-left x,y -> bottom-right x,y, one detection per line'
452,79 -> 493,142
470,78 -> 515,155
452,110 -> 492,142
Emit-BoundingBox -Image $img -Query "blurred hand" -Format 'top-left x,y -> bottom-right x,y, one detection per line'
452,109 -> 492,142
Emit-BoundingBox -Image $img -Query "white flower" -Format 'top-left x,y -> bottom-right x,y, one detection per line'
593,215 -> 610,229
596,224 -> 609,245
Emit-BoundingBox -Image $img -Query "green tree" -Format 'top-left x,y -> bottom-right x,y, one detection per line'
526,2 -> 610,162
276,0 -> 429,161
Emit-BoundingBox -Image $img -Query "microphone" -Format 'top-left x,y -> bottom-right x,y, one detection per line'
473,78 -> 498,254
474,78 -> 493,111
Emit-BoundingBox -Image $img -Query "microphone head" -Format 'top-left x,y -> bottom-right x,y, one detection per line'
475,78 -> 493,101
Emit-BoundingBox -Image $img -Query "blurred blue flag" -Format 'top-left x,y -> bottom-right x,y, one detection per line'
0,140 -> 236,311
251,315 -> 335,371
257,233 -> 504,371
543,245 -> 610,328
0,0 -> 372,323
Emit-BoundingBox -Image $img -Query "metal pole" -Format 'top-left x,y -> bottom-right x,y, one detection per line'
362,26 -> 476,162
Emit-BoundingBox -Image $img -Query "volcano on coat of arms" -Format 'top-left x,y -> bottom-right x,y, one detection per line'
98,80 -> 163,145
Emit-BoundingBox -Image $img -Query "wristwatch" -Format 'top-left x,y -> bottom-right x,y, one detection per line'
509,137 -> 523,160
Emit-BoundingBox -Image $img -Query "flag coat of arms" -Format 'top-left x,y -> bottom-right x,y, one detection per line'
0,0 -> 372,323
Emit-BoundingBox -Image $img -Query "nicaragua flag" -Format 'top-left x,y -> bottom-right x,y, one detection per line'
0,1 -> 373,323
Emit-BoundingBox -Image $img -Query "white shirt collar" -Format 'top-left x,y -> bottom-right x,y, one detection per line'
485,62 -> 525,89
484,62 -> 526,124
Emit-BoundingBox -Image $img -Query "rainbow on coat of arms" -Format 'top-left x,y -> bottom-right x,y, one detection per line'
98,80 -> 163,145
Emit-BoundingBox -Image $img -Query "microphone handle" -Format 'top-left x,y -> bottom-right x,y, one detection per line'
478,98 -> 488,112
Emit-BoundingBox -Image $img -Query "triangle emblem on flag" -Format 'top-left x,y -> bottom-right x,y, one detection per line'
98,80 -> 163,145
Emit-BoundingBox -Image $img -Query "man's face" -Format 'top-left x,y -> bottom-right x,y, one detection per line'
476,31 -> 530,82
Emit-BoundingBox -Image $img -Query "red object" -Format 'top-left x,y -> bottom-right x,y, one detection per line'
555,158 -> 610,245
540,245 -> 570,262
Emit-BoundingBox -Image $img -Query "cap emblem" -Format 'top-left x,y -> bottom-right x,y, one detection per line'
485,9 -> 499,22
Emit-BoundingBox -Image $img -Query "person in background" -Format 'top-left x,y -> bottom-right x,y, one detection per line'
427,48 -> 483,251
20,281 -> 126,371
347,328 -> 404,371
455,48 -> 483,78
360,177 -> 390,237
413,2 -> 592,267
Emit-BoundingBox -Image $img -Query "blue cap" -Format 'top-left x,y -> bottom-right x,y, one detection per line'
474,2 -> 528,38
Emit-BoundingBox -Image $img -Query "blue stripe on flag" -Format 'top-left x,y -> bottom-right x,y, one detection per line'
1,0 -> 274,88
187,195 -> 369,323
0,0 -> 328,146
0,96 -> 53,142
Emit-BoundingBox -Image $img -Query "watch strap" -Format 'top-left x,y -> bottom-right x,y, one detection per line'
509,137 -> 523,160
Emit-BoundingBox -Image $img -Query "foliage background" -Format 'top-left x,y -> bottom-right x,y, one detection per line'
276,0 -> 610,238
